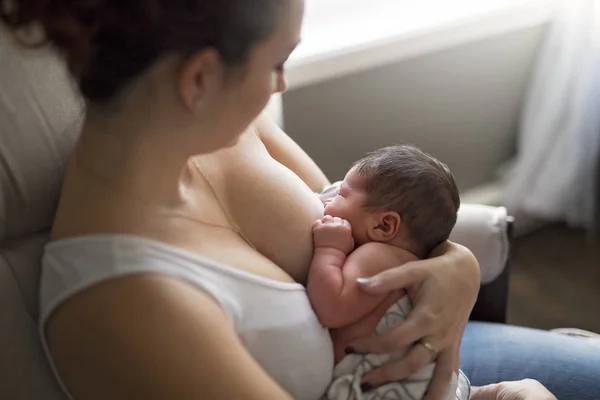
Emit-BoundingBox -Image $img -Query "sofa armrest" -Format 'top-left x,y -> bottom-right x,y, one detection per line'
469,217 -> 513,323
470,260 -> 510,323
449,205 -> 513,324
450,205 -> 511,285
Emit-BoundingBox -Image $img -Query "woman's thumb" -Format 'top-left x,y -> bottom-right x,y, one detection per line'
471,384 -> 502,400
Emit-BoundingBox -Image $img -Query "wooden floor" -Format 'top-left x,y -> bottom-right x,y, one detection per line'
507,224 -> 600,333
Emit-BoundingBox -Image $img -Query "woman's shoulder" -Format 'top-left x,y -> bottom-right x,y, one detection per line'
40,235 -> 244,382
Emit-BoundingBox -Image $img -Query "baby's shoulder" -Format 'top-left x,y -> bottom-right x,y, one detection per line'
352,242 -> 418,268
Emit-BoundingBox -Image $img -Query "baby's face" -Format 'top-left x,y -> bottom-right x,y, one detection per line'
323,168 -> 372,244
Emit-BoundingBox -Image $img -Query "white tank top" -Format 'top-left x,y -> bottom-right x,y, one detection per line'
39,235 -> 334,400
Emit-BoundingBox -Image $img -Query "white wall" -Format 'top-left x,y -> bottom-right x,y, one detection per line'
282,26 -> 547,191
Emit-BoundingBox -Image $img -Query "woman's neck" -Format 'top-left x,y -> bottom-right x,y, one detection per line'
75,109 -> 196,209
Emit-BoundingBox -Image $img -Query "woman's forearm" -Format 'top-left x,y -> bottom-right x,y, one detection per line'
431,241 -> 481,283
433,241 -> 481,316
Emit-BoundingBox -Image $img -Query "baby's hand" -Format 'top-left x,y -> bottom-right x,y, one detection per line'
312,215 -> 355,254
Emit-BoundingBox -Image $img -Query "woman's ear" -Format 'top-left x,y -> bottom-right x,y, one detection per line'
177,49 -> 222,115
368,211 -> 401,242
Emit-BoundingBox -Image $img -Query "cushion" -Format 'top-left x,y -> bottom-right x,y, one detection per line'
450,204 -> 510,285
0,28 -> 83,243
0,28 -> 81,400
0,233 -> 65,399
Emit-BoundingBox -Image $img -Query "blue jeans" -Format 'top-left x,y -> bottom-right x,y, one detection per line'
461,322 -> 600,400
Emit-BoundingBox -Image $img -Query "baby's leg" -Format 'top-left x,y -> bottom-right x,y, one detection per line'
323,296 -> 469,400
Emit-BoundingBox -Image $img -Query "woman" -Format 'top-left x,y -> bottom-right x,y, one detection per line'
0,0 -> 594,399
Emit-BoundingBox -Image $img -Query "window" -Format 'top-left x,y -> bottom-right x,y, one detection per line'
287,0 -> 554,89
295,0 -> 552,61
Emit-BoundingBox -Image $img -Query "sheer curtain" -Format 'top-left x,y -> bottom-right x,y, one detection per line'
504,0 -> 600,235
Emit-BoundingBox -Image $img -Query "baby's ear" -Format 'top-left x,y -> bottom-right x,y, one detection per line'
369,211 -> 401,242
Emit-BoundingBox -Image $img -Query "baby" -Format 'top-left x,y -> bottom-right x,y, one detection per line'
308,144 -> 470,400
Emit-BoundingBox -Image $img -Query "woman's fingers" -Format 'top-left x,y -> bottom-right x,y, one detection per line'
361,341 -> 438,387
471,385 -> 501,400
357,262 -> 428,295
472,380 -> 557,400
351,298 -> 448,355
351,314 -> 428,354
423,349 -> 455,400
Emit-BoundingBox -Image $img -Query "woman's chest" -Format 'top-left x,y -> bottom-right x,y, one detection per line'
192,130 -> 324,283
231,285 -> 334,400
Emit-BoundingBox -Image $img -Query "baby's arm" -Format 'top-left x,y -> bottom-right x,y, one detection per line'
307,217 -> 416,329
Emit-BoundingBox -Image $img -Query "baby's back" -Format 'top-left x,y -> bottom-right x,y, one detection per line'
329,243 -> 417,363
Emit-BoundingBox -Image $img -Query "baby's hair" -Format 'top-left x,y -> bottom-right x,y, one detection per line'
353,144 -> 460,257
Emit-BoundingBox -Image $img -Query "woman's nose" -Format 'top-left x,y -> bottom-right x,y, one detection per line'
273,74 -> 287,94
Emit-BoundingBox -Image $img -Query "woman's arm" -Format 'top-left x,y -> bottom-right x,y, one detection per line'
254,112 -> 330,192
472,379 -> 556,400
47,275 -> 293,400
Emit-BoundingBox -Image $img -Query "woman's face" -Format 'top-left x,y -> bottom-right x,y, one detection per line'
191,0 -> 304,151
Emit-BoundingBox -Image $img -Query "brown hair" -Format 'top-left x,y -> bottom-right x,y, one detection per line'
0,0 -> 286,102
353,144 -> 460,256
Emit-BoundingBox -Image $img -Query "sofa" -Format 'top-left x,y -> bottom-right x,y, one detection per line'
0,29 -> 513,399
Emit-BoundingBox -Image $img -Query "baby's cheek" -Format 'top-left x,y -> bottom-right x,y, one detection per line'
324,203 -> 343,218
350,221 -> 369,245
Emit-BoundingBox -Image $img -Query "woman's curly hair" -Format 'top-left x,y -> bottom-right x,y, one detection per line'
1,0 -> 285,102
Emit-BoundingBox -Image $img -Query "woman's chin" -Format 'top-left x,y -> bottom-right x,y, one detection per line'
225,134 -> 242,147
214,134 -> 242,152
198,135 -> 242,155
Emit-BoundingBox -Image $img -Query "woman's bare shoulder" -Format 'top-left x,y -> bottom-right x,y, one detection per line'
46,274 -> 291,400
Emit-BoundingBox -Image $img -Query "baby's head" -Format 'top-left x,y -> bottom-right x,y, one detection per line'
324,145 -> 460,257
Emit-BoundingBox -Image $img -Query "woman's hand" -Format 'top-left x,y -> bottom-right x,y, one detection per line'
471,379 -> 556,400
350,241 -> 480,400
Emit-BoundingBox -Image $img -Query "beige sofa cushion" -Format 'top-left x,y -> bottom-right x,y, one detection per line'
0,29 -> 82,399
0,29 -> 83,242
0,234 -> 65,399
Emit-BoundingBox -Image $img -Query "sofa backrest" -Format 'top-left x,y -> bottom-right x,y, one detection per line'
0,28 -> 82,399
